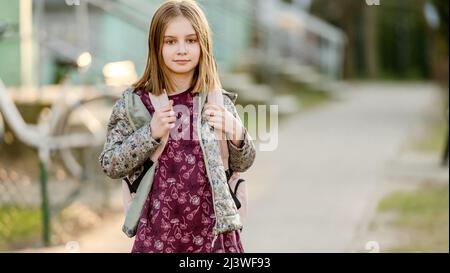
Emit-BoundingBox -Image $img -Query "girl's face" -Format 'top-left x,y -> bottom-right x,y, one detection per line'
162,16 -> 201,76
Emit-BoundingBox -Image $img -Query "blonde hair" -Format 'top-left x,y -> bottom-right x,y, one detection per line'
133,0 -> 222,95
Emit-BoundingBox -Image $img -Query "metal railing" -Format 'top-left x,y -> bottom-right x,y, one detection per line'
254,0 -> 346,80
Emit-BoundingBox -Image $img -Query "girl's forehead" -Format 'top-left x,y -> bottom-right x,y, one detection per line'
164,32 -> 197,38
165,16 -> 196,36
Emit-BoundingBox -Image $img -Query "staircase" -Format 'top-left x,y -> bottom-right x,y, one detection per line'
253,0 -> 346,87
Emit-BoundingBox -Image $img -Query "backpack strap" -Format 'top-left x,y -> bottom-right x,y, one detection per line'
121,89 -> 174,237
121,89 -> 169,196
208,89 -> 230,171
148,90 -> 170,162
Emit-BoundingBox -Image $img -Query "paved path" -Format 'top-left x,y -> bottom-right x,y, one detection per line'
242,82 -> 446,252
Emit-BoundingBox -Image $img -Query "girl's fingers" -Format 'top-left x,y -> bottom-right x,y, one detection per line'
208,120 -> 223,129
159,100 -> 174,112
165,111 -> 176,118
204,110 -> 217,118
163,119 -> 175,128
205,109 -> 223,119
206,104 -> 225,112
204,104 -> 222,112
208,116 -> 223,124
203,105 -> 216,114
156,111 -> 175,121
206,116 -> 222,124
162,116 -> 177,124
160,108 -> 174,115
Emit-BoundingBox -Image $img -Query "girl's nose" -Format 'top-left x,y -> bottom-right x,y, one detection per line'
178,42 -> 187,54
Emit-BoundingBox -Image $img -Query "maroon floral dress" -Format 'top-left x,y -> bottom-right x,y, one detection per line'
131,88 -> 244,253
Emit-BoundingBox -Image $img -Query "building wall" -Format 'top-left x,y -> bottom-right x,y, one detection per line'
93,0 -> 253,76
1,0 -> 254,87
0,0 -> 21,86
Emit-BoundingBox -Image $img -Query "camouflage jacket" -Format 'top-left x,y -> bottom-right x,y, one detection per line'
99,87 -> 256,236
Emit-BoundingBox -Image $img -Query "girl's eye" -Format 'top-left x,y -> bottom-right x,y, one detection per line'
164,39 -> 197,45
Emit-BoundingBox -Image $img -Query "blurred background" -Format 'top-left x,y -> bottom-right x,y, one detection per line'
0,0 -> 448,253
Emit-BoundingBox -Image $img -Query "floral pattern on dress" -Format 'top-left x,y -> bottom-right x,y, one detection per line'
131,88 -> 244,253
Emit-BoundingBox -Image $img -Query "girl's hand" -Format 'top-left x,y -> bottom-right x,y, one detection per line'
150,100 -> 175,140
204,103 -> 244,144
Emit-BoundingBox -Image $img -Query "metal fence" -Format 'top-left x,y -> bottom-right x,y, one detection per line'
0,79 -> 120,250
0,153 -> 116,250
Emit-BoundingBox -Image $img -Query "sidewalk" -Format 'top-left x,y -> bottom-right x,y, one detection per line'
242,82 -> 447,252
17,209 -> 133,253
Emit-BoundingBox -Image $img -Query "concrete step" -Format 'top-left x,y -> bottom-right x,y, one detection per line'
220,73 -> 274,104
273,94 -> 300,114
220,72 -> 301,115
279,62 -> 324,85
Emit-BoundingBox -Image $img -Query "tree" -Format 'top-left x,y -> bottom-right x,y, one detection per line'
430,0 -> 449,44
309,0 -> 364,78
364,6 -> 378,78
311,0 -> 437,80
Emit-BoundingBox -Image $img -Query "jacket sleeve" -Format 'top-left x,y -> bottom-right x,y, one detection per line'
99,97 -> 162,179
223,95 -> 256,173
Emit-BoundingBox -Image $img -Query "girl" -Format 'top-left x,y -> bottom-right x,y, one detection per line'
99,0 -> 256,253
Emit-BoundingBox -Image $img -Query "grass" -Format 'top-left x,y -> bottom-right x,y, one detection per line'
377,183 -> 449,252
408,91 -> 448,154
1,103 -> 44,250
291,85 -> 333,110
369,88 -> 449,252
410,118 -> 448,153
280,80 -> 334,111
0,205 -> 42,250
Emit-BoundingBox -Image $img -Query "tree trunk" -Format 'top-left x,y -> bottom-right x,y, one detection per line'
364,6 -> 379,78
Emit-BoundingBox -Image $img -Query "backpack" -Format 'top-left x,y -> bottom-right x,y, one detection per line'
121,89 -> 247,237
